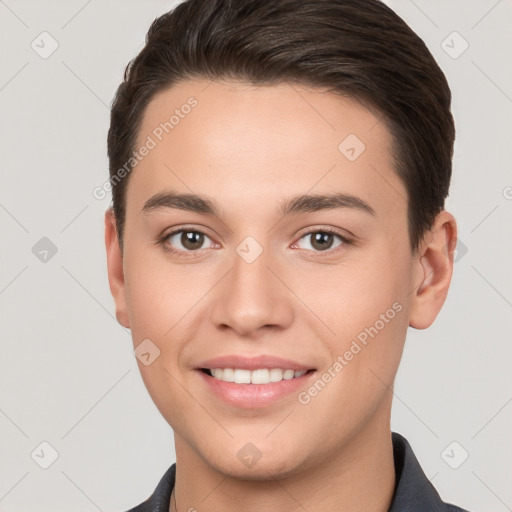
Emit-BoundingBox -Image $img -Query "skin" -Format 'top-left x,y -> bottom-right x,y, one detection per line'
105,79 -> 457,512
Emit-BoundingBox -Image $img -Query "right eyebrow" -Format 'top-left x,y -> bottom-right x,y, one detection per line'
142,191 -> 220,216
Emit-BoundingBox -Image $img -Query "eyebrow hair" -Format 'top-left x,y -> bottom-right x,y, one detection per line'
142,191 -> 375,217
143,191 -> 220,216
280,192 -> 375,216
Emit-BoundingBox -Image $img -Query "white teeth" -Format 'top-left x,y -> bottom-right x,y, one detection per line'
208,368 -> 309,384
269,368 -> 283,382
234,369 -> 251,384
251,369 -> 269,384
283,369 -> 295,380
221,368 -> 235,382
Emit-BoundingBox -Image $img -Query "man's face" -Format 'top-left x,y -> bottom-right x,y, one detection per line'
111,79 -> 420,477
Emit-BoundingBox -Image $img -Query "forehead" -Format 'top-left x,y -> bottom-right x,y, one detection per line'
127,78 -> 405,220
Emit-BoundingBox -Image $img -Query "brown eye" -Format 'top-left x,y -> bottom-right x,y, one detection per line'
311,232 -> 335,251
296,230 -> 345,252
166,230 -> 209,251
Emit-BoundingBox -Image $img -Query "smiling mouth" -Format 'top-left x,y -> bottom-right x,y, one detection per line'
199,368 -> 316,384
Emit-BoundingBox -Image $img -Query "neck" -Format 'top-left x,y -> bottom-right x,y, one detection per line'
170,411 -> 395,512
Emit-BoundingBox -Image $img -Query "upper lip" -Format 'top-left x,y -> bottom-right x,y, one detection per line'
197,355 -> 315,372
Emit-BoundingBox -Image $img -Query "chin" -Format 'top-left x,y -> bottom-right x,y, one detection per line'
213,457 -> 303,482
201,438 -> 309,481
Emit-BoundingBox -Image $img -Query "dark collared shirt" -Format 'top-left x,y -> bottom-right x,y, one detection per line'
126,432 -> 470,511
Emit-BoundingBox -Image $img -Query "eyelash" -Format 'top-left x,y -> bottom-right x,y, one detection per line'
156,226 -> 353,259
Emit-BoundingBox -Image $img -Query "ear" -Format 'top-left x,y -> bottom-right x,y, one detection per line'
105,209 -> 130,328
409,210 -> 457,330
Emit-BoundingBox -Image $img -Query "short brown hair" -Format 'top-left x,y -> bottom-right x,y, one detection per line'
107,0 -> 455,250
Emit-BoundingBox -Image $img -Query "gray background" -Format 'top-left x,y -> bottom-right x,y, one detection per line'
0,0 -> 511,510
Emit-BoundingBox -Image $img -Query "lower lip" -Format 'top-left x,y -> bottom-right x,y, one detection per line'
197,370 -> 315,408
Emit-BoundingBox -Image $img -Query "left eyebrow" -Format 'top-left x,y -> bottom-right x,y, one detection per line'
280,193 -> 375,217
142,191 -> 375,217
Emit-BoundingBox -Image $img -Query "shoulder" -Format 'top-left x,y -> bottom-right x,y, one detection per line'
390,432 -> 472,512
123,464 -> 176,512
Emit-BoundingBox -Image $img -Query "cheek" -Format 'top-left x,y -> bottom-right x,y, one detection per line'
301,248 -> 410,332
123,254 -> 198,423
123,247 -> 205,341
294,294 -> 408,450
299,245 -> 412,395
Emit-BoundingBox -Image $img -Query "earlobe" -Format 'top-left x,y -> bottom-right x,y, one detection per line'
104,209 -> 130,328
409,211 -> 457,330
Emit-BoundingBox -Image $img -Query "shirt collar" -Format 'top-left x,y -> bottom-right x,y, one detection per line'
388,432 -> 448,511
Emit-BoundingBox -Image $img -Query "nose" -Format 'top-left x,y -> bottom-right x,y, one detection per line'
210,240 -> 295,337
